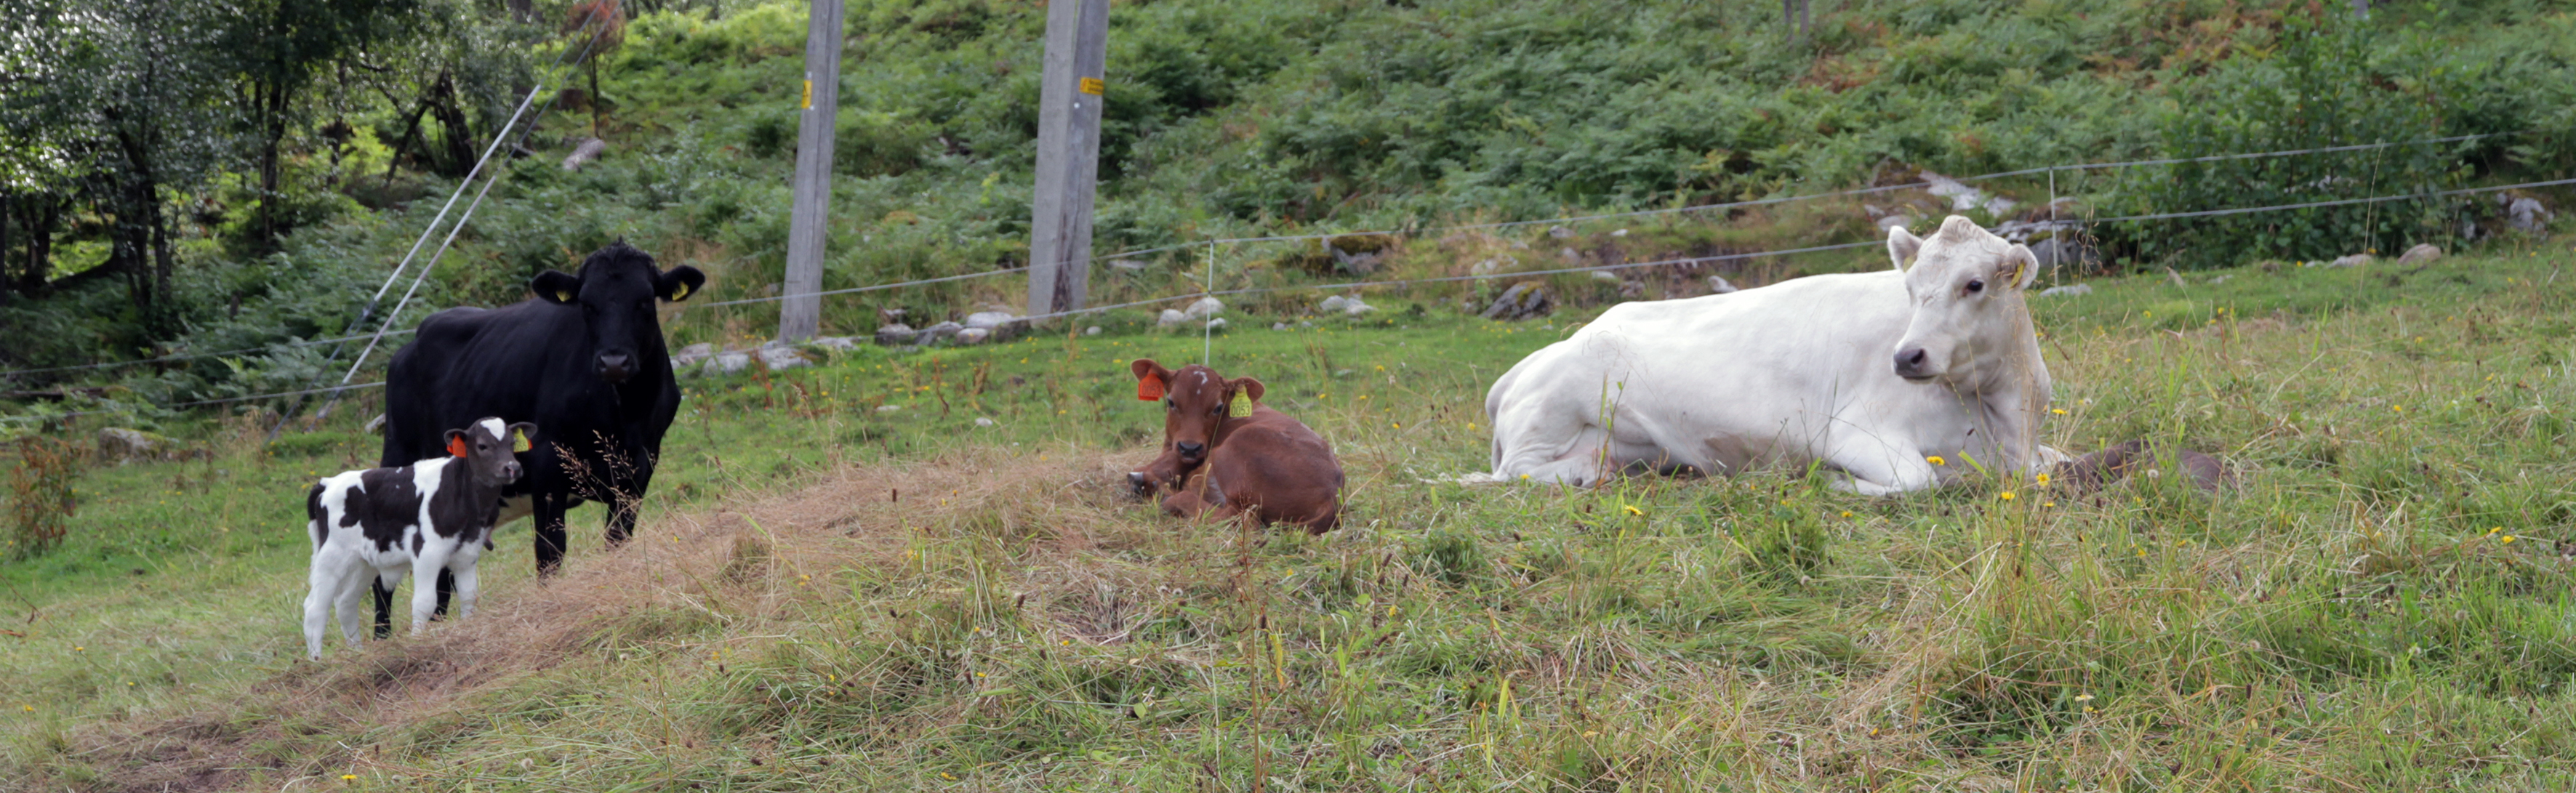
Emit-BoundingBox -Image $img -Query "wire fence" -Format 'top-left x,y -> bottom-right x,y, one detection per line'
4,128 -> 2563,422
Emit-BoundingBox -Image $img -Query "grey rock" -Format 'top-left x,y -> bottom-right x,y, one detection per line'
1328,246 -> 1382,275
2396,243 -> 2442,265
1184,297 -> 1225,319
758,341 -> 811,370
1318,295 -> 1348,313
1272,322 -> 1289,331
1084,326 -> 1102,336
875,404 -> 901,413
1590,270 -> 1622,283
1157,309 -> 1188,327
1481,282 -> 1552,321
1560,246 -> 1581,262
1109,258 -> 1148,270
703,351 -> 753,375
1876,214 -> 1913,231
671,342 -> 718,368
955,327 -> 992,345
1549,225 -> 1574,239
2038,283 -> 2093,297
560,137 -> 606,171
875,323 -> 918,347
974,416 -> 996,427
1707,275 -> 1739,294
97,427 -> 164,463
920,321 -> 964,343
1204,318 -> 1229,330
2327,254 -> 2375,268
2508,197 -> 2552,231
963,310 -> 1028,341
810,336 -> 861,352
1611,228 -> 1629,238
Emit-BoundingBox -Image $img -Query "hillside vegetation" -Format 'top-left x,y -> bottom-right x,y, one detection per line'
3,0 -> 2572,418
3,240 -> 2574,789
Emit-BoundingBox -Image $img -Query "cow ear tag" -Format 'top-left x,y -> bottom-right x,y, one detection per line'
511,430 -> 532,453
1136,376 -> 1164,401
670,283 -> 690,300
447,437 -> 470,458
1228,392 -> 1253,418
555,290 -> 573,302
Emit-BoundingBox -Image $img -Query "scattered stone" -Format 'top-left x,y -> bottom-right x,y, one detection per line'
2205,275 -> 2231,285
1328,245 -> 1383,275
1469,257 -> 1511,276
809,336 -> 862,352
2327,254 -> 2374,268
363,414 -> 388,435
670,342 -> 718,368
1611,228 -> 1629,238
920,321 -> 964,344
1203,317 -> 1229,330
1273,322 -> 1289,331
97,427 -> 169,464
1157,309 -> 1188,327
874,323 -> 917,347
2507,197 -> 2552,231
955,327 -> 992,345
758,340 -> 811,370
1549,225 -> 1574,239
2396,243 -> 2442,266
974,417 -> 995,427
1560,247 -> 1581,262
560,137 -> 606,171
1481,282 -> 1552,321
1877,214 -> 1913,231
1590,271 -> 1621,283
875,404 -> 902,413
963,310 -> 1028,341
878,307 -> 907,324
703,350 -> 753,376
1317,294 -> 1376,316
1084,326 -> 1102,336
2038,283 -> 2093,297
1707,275 -> 1739,294
1184,297 -> 1225,320
1109,258 -> 1148,270
1319,295 -> 1348,313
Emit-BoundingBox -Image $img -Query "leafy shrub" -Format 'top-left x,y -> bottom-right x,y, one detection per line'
7,437 -> 79,557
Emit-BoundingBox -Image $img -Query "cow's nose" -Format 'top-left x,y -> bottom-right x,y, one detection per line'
596,353 -> 633,381
1176,441 -> 1206,458
1894,347 -> 1931,379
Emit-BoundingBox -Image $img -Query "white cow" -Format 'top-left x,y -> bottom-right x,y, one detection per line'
1482,215 -> 2060,494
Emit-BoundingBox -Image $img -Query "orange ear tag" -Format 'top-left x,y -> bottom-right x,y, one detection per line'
1137,376 -> 1164,401
447,437 -> 470,458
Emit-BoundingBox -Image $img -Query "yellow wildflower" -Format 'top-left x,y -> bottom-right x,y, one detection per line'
2036,473 -> 2051,486
1622,505 -> 1643,517
1927,456 -> 1947,466
1997,491 -> 2016,501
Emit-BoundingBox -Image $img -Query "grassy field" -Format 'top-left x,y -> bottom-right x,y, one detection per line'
4,235 -> 2575,791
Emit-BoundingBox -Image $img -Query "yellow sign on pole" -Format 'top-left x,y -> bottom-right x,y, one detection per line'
1078,76 -> 1104,95
802,79 -> 813,109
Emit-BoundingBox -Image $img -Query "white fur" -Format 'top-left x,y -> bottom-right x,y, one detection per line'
301,459 -> 487,659
1482,216 -> 2058,494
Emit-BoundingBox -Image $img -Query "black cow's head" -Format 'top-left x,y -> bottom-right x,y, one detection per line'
531,242 -> 705,385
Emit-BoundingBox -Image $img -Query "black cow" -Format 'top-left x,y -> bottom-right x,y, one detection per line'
374,242 -> 703,635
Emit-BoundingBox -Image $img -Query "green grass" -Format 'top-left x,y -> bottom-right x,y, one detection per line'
4,238 -> 2575,790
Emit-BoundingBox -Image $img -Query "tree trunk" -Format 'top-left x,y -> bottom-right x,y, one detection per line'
382,71 -> 443,184
428,71 -> 476,177
1,190 -> 12,307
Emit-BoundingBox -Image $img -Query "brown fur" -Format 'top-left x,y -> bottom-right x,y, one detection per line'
1128,359 -> 1344,534
2053,440 -> 2232,494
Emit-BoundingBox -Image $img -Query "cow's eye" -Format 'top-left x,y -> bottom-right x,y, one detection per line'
1965,279 -> 1985,294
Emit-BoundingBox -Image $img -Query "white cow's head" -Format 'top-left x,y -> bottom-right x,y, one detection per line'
1886,216 -> 2040,384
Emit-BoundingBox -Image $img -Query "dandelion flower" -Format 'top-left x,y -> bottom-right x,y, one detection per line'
1997,491 -> 2016,501
2503,535 -> 2519,544
1623,505 -> 1643,517
1840,511 -> 1853,518
1926,456 -> 1947,466
2074,693 -> 2095,702
342,775 -> 358,781
2050,408 -> 2067,415
2044,502 -> 2057,508
2036,473 -> 2051,486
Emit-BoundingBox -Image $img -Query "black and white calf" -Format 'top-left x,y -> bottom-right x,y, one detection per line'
302,418 -> 535,659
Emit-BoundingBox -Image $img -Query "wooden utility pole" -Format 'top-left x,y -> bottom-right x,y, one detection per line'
1025,0 -> 1109,320
779,0 -> 843,342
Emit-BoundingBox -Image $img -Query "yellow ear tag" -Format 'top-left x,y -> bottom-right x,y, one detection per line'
670,283 -> 690,300
511,430 -> 532,453
1228,393 -> 1253,418
555,290 -> 573,302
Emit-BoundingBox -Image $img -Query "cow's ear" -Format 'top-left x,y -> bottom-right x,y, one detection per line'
532,270 -> 581,305
1228,377 -> 1265,404
1886,226 -> 1922,272
444,429 -> 469,458
1129,358 -> 1172,401
506,422 -> 538,453
657,266 -> 707,302
1999,244 -> 2041,291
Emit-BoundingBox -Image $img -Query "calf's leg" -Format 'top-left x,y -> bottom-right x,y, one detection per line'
370,579 -> 397,639
451,554 -> 481,621
408,550 -> 449,636
302,550 -> 347,659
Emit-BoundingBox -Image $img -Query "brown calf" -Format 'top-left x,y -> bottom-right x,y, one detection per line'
1126,358 -> 1344,533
